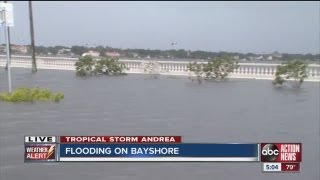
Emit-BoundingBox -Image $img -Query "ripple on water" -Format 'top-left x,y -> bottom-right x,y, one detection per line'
0,69 -> 319,180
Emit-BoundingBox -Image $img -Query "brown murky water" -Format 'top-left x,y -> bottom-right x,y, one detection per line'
0,68 -> 319,180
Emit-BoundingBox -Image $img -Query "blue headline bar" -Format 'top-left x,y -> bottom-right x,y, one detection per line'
59,143 -> 258,158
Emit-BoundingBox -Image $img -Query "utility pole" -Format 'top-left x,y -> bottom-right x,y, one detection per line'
4,0 -> 11,71
28,1 -> 36,72
1,1 -> 13,93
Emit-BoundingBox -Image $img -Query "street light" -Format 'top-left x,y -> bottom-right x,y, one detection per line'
0,2 -> 13,93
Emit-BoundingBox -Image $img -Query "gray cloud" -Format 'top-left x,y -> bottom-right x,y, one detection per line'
1,1 -> 319,54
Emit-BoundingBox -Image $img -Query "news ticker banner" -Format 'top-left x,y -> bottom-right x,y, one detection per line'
24,136 -> 301,172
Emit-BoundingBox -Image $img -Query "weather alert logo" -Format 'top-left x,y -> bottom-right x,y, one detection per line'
25,144 -> 56,162
261,143 -> 301,162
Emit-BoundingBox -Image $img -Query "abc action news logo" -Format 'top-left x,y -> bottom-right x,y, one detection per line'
261,143 -> 302,162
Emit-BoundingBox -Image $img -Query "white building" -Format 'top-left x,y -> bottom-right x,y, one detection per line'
11,45 -> 28,54
58,48 -> 71,55
105,51 -> 120,57
255,56 -> 264,60
82,50 -> 100,57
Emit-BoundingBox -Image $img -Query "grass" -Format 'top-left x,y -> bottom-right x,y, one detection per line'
0,87 -> 64,103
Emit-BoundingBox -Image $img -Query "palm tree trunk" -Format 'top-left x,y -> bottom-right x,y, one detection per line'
28,1 -> 37,72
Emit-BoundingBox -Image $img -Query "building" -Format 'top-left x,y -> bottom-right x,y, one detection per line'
254,55 -> 263,60
0,45 -> 5,53
233,56 -> 240,60
132,53 -> 139,58
58,48 -> 71,55
105,51 -> 120,57
11,45 -> 28,54
272,51 -> 282,59
82,50 -> 100,57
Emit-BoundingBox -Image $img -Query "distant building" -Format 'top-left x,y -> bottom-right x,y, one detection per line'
187,50 -> 191,57
11,45 -> 28,54
132,53 -> 139,58
105,51 -> 120,57
272,51 -> 282,58
0,45 -> 5,53
82,50 -> 100,57
57,48 -> 74,57
58,48 -> 71,55
256,56 -> 263,60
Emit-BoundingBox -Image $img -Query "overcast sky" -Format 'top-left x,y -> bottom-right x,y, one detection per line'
1,1 -> 319,54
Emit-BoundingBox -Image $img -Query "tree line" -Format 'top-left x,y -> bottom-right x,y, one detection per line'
187,57 -> 310,88
75,56 -> 127,76
75,55 -> 310,89
14,45 -> 319,62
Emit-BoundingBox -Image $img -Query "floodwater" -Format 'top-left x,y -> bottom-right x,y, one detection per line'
0,68 -> 319,180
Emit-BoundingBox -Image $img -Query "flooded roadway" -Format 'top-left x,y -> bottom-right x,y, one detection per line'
0,69 -> 319,180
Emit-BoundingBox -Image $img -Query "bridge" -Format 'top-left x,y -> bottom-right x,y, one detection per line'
0,55 -> 320,81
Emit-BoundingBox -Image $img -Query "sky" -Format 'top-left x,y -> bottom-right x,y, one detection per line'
1,1 -> 319,54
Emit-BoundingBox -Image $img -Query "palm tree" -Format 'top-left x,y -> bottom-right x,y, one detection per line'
28,1 -> 37,72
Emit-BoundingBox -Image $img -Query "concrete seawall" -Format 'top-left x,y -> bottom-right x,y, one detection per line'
1,55 -> 319,82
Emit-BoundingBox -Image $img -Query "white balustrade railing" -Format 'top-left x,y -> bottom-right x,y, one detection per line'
0,55 -> 319,81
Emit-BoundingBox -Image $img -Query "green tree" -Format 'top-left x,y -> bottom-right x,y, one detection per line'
96,46 -> 106,57
187,56 -> 239,84
0,87 -> 64,103
273,60 -> 309,88
93,57 -> 127,76
75,56 -> 127,76
75,56 -> 95,76
142,61 -> 160,79
203,56 -> 239,81
71,46 -> 87,56
187,61 -> 205,84
35,46 -> 49,55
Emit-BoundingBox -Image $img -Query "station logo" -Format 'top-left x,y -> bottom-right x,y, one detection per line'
261,144 -> 279,161
261,143 -> 301,162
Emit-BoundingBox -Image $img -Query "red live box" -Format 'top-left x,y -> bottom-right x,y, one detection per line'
261,143 -> 302,162
281,163 -> 300,172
